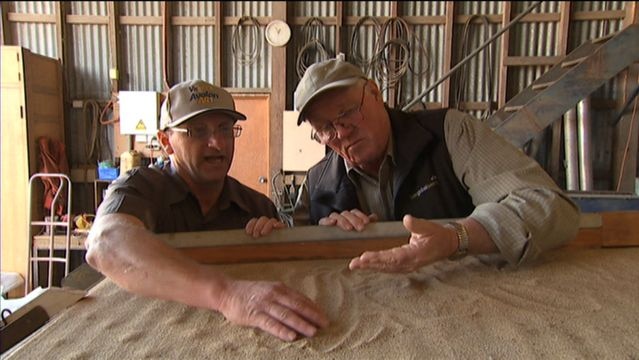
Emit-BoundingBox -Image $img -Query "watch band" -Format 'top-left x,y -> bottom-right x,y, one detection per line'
446,222 -> 469,260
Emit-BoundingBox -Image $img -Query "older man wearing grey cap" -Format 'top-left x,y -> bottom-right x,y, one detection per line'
293,57 -> 580,273
86,80 -> 328,342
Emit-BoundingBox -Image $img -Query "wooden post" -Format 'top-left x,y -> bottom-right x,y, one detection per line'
335,1 -> 343,56
611,1 -> 639,192
442,1 -> 455,108
161,1 -> 173,90
214,1 -> 223,86
1,2 -> 12,45
497,1 -> 512,108
270,1 -> 287,201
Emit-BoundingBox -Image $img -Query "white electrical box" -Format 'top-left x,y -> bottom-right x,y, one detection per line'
119,91 -> 159,135
282,110 -> 326,171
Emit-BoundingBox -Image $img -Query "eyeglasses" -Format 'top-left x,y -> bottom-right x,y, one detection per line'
310,82 -> 367,144
171,124 -> 242,140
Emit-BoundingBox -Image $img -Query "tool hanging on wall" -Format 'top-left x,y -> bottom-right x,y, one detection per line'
296,17 -> 331,78
232,16 -> 262,65
454,15 -> 496,120
371,17 -> 431,108
350,16 -> 381,77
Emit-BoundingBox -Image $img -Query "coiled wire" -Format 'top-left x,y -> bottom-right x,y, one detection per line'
350,16 -> 381,76
296,17 -> 330,78
454,15 -> 495,120
231,16 -> 262,66
370,17 -> 430,107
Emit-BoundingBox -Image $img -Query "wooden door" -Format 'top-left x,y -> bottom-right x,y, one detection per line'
228,94 -> 270,198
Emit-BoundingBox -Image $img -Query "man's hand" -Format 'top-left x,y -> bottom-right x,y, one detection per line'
218,279 -> 329,341
348,215 -> 458,273
245,216 -> 286,238
318,209 -> 378,231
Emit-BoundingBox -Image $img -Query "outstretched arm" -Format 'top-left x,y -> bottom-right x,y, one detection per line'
86,213 -> 328,341
349,215 -> 496,272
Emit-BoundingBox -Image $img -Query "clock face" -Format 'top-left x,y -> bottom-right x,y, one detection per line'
265,20 -> 291,47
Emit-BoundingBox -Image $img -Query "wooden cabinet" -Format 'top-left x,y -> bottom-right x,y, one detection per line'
1,46 -> 65,295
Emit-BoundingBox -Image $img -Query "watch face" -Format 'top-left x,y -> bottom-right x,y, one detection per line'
265,20 -> 291,47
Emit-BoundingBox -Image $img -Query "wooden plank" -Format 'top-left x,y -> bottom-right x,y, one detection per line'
214,1 -> 222,86
65,14 -> 108,25
269,1 -> 287,201
7,12 -> 55,23
1,2 -> 12,44
161,1 -> 172,90
335,1 -> 342,56
602,212 -> 639,247
503,56 -> 561,66
456,13 -> 558,24
572,10 -> 626,21
179,237 -> 407,264
223,16 -> 271,26
119,15 -> 162,26
442,1 -> 455,108
171,16 -> 216,26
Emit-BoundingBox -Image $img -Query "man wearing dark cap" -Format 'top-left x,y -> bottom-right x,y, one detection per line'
293,57 -> 580,273
86,80 -> 328,342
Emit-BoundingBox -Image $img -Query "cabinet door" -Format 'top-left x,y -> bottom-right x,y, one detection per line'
228,94 -> 270,197
1,46 -> 30,290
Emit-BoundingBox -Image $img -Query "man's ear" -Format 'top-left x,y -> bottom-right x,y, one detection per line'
367,79 -> 382,101
157,130 -> 174,155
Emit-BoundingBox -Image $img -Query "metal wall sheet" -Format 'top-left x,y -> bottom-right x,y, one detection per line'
400,2 -> 447,16
400,24 -> 447,106
9,1 -> 57,58
223,1 -> 271,88
115,2 -> 162,91
171,2 -> 215,84
456,1 -> 503,15
223,1 -> 271,16
294,1 -> 335,16
345,1 -> 392,17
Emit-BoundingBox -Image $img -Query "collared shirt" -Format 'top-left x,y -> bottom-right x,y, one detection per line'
345,135 -> 395,220
97,163 -> 278,233
295,108 -> 580,265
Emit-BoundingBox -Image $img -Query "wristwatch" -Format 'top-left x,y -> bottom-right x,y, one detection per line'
446,222 -> 469,260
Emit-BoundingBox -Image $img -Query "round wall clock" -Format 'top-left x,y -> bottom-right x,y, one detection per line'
265,20 -> 291,47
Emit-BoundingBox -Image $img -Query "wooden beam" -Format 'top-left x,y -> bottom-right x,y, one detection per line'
108,1 -> 128,157
119,15 -> 163,26
1,2 -> 13,45
158,212 -> 639,264
54,2 -> 66,65
442,1 -> 455,108
623,0 -> 637,27
66,15 -> 109,25
572,10 -> 626,21
498,1 -> 512,108
161,1 -> 172,90
171,16 -> 216,26
6,12 -> 55,23
214,1 -> 222,86
269,1 -> 287,202
335,1 -> 342,56
503,56 -> 562,66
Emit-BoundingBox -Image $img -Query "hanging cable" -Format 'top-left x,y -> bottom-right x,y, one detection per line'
350,16 -> 381,76
373,17 -> 411,98
296,17 -> 330,78
231,16 -> 262,66
371,17 -> 431,107
82,100 -> 101,164
454,15 -> 495,120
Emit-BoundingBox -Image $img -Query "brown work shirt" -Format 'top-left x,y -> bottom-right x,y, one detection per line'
97,164 -> 278,233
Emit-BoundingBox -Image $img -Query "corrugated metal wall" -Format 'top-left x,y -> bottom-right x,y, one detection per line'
120,1 -> 163,91
224,1 -> 271,88
10,1 -> 57,58
172,2 -> 216,84
3,1 -> 635,194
